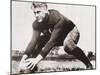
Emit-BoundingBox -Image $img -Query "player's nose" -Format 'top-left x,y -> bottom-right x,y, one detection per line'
35,13 -> 39,17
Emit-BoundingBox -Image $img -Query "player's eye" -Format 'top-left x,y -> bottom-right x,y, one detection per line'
34,12 -> 36,14
36,11 -> 41,14
34,11 -> 41,14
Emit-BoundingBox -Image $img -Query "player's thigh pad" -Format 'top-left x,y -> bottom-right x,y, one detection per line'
63,26 -> 80,50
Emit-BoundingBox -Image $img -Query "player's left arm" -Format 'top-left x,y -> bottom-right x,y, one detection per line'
37,17 -> 65,59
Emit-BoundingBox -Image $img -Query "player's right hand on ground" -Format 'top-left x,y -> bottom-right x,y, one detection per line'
18,60 -> 25,73
18,55 -> 28,73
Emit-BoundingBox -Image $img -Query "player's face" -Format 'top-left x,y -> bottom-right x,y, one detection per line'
33,7 -> 47,22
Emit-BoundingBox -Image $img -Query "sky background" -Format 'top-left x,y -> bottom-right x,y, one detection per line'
12,1 -> 95,53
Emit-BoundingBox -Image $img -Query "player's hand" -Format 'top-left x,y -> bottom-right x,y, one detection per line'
18,59 -> 26,72
26,54 -> 43,70
18,54 -> 28,72
26,58 -> 38,70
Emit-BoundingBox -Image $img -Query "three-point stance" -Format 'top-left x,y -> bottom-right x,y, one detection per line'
18,2 -> 93,73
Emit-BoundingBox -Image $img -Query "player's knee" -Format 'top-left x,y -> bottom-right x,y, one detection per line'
63,40 -> 76,54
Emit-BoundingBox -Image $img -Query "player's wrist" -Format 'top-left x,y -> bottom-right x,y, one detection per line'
35,54 -> 43,63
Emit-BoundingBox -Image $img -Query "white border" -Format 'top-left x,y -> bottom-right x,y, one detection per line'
0,0 -> 100,75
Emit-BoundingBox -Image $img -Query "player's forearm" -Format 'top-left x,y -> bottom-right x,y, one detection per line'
24,29 -> 40,56
24,40 -> 37,56
39,26 -> 62,58
35,41 -> 56,64
40,40 -> 56,58
24,39 -> 37,56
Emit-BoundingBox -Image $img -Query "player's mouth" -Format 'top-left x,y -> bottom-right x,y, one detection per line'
36,17 -> 43,22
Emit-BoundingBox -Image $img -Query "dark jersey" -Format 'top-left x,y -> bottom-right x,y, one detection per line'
33,9 -> 75,36
25,9 -> 75,58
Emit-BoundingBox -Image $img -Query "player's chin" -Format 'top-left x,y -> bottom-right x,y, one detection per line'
37,18 -> 43,22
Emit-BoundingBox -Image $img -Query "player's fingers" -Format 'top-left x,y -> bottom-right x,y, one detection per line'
18,66 -> 21,72
25,59 -> 30,62
31,65 -> 35,70
27,63 -> 33,69
26,61 -> 31,67
18,67 -> 20,72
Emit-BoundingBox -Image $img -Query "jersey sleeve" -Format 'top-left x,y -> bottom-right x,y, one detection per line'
24,22 -> 41,56
39,16 -> 65,58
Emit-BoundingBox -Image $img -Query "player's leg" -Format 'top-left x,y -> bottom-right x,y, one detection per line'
63,26 -> 93,69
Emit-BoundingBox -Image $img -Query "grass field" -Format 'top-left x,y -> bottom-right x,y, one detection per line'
12,59 -> 95,74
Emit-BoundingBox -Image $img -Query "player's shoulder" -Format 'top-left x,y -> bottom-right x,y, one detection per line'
32,20 -> 37,28
32,20 -> 41,30
49,9 -> 60,15
48,9 -> 63,20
